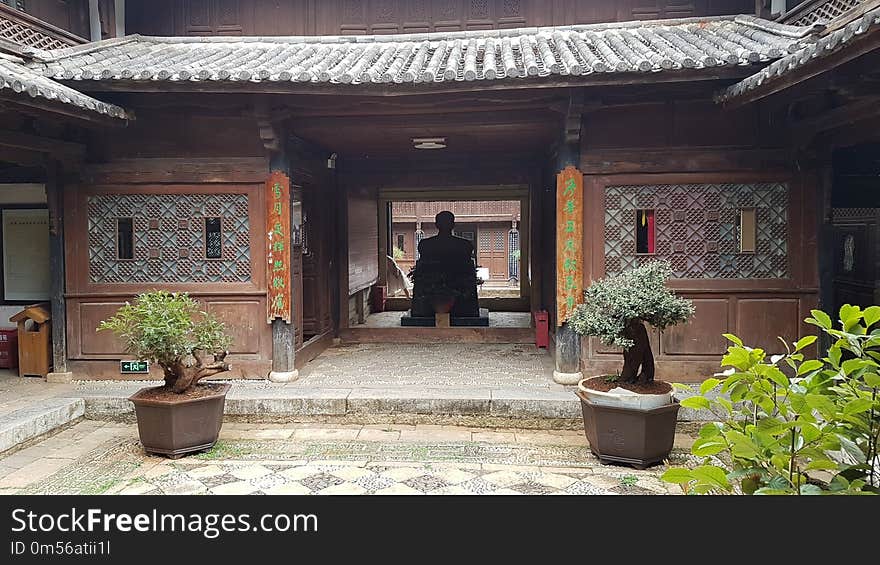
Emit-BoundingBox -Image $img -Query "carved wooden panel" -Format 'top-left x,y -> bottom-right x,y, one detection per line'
604,183 -> 789,279
87,193 -> 251,284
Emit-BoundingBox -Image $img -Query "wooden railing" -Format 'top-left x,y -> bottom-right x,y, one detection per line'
391,200 -> 520,221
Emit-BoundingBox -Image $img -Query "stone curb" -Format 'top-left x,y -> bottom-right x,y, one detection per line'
0,398 -> 85,455
75,385 -> 718,422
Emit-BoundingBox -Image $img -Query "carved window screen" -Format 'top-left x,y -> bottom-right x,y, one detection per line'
88,193 -> 251,284
604,183 -> 789,279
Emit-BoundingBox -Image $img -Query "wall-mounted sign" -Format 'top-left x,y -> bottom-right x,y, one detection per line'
120,360 -> 149,374
267,170 -> 292,323
556,165 -> 584,326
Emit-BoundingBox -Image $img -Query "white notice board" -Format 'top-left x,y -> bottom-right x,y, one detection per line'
3,209 -> 50,301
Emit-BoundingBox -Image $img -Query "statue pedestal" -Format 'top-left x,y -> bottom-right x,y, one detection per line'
401,308 -> 489,327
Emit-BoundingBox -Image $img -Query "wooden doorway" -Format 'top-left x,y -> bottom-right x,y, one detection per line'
477,225 -> 509,282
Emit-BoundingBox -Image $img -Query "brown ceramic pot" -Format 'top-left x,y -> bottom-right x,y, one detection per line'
129,383 -> 230,459
577,390 -> 679,470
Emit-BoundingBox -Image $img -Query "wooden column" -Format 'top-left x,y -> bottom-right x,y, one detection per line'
268,148 -> 298,382
552,92 -> 585,385
553,141 -> 584,384
816,157 -> 836,354
45,160 -> 71,382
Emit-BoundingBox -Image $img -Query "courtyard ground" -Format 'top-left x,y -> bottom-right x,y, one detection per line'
0,420 -> 696,495
0,342 -> 707,495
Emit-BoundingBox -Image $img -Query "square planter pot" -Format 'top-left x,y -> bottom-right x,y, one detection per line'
129,383 -> 230,458
577,390 -> 679,469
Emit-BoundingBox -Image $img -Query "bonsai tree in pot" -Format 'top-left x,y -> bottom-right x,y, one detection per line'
568,260 -> 694,468
98,290 -> 233,458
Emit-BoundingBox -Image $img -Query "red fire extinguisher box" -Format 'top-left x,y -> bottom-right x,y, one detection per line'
533,310 -> 549,349
0,327 -> 19,369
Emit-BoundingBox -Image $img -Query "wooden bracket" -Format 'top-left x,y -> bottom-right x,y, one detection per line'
254,98 -> 282,153
564,89 -> 585,146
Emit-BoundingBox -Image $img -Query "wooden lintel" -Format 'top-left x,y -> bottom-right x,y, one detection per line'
83,157 -> 270,184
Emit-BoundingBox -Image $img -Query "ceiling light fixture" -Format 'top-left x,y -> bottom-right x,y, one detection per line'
412,137 -> 447,150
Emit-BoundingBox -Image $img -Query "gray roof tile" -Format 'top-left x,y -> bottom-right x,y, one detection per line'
0,54 -> 128,119
29,15 -> 819,88
719,6 -> 880,102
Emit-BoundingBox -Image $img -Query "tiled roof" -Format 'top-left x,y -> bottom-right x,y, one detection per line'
719,6 -> 880,102
0,54 -> 129,119
31,16 -> 818,87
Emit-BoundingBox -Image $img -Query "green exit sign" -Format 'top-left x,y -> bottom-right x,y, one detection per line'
120,360 -> 149,374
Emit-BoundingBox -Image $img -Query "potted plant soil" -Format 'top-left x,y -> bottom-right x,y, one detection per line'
568,261 -> 694,469
98,291 -> 233,459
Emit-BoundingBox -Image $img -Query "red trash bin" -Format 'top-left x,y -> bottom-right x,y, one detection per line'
0,327 -> 19,369
370,285 -> 387,313
533,310 -> 549,349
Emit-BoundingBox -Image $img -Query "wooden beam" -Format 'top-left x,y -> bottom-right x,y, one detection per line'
793,97 -> 880,138
82,157 -> 269,184
0,130 -> 84,158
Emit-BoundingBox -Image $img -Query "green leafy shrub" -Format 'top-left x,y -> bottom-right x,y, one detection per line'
662,305 -> 880,495
568,260 -> 694,383
98,291 -> 233,394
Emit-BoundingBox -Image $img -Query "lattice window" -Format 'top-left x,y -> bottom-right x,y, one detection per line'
787,0 -> 866,26
508,229 -> 520,281
87,193 -> 251,284
604,183 -> 789,279
0,15 -> 73,50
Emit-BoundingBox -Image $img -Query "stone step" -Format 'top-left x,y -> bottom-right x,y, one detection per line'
76,382 -> 581,421
0,397 -> 85,455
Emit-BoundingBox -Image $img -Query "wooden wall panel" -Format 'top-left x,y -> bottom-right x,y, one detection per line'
661,298 -> 729,355
22,0 -> 90,38
735,298 -> 801,353
206,300 -> 263,354
77,302 -> 126,356
348,185 -> 379,295
125,0 -> 758,37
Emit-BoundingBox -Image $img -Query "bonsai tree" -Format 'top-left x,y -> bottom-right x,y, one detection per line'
568,260 -> 694,384
98,290 -> 233,394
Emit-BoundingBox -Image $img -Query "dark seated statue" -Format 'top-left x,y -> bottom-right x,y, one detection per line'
408,211 -> 479,318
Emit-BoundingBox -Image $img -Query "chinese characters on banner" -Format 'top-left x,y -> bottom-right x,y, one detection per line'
556,166 -> 584,326
266,170 -> 292,323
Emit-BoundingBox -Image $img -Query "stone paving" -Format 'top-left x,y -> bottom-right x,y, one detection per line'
361,311 -> 531,328
296,343 -> 559,390
0,421 -> 697,495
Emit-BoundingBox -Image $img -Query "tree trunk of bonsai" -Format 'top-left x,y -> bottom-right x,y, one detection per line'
161,352 -> 231,393
620,320 -> 655,384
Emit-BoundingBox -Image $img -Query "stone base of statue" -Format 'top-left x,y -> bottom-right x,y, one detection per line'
401,307 -> 489,327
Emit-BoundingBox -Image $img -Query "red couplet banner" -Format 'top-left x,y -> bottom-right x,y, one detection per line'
266,170 -> 291,323
556,166 -> 584,326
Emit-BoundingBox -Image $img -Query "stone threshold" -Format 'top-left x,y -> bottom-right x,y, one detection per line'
0,397 -> 85,456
